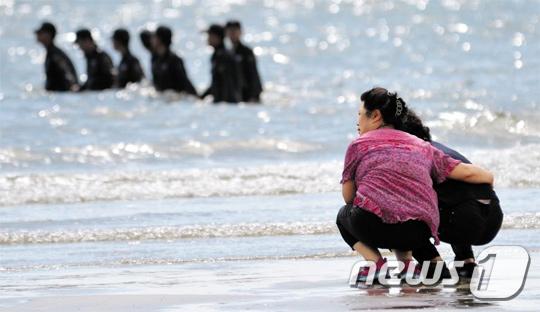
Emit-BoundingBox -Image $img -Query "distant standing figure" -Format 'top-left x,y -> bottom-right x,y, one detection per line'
139,29 -> 157,64
201,24 -> 241,103
150,26 -> 197,96
139,29 -> 157,81
139,30 -> 154,56
111,29 -> 144,88
74,29 -> 114,91
34,22 -> 78,92
225,21 -> 263,103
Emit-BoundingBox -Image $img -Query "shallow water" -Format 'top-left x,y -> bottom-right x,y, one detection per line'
0,0 -> 539,306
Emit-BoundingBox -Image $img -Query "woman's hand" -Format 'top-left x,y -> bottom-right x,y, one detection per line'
448,163 -> 494,185
342,180 -> 356,204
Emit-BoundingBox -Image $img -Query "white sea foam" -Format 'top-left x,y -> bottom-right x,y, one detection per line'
2,142 -> 540,207
468,144 -> 540,188
0,221 -> 335,245
1,214 -> 538,245
0,162 -> 341,206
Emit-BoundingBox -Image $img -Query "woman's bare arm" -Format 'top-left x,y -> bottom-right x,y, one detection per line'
448,163 -> 494,185
342,180 -> 356,204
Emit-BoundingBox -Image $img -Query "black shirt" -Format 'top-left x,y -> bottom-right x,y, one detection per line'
115,51 -> 144,88
202,46 -> 241,103
432,141 -> 498,207
44,45 -> 78,91
151,50 -> 197,96
81,48 -> 114,91
231,42 -> 263,102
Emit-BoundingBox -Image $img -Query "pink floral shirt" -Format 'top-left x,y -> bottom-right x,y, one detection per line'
341,128 -> 461,244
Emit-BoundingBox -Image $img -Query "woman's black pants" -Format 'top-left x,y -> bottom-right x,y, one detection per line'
336,204 -> 440,261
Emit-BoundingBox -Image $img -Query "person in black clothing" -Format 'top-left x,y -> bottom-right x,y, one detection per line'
111,29 -> 144,88
139,30 -> 154,55
201,24 -> 241,103
225,21 -> 263,103
74,29 -> 114,91
139,29 -> 157,82
401,113 -> 503,279
150,26 -> 197,96
140,29 -> 157,63
34,22 -> 78,92
427,142 -> 503,277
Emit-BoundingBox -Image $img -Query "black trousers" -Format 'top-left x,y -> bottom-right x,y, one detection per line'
336,204 -> 440,261
413,198 -> 503,261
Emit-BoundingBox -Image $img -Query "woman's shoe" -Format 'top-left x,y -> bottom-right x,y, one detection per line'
355,257 -> 387,286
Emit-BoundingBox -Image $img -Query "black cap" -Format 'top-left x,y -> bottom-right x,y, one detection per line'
155,26 -> 172,47
75,28 -> 93,43
35,22 -> 56,38
206,24 -> 225,39
112,28 -> 130,46
225,20 -> 242,29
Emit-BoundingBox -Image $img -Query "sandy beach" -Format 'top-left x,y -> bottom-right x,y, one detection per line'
2,252 -> 539,312
2,0 -> 540,311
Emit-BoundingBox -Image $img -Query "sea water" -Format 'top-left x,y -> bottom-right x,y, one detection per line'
1,0 -> 539,299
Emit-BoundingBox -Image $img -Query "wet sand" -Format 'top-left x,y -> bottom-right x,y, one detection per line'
2,252 -> 538,312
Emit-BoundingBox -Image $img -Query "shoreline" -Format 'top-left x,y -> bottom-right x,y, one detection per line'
2,252 -> 538,312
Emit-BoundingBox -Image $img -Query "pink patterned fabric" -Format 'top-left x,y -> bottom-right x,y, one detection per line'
341,128 -> 461,244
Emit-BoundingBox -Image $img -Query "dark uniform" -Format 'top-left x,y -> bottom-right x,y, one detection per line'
116,52 -> 144,88
151,50 -> 197,95
44,45 -> 78,91
231,42 -> 262,102
81,49 -> 114,91
202,46 -> 241,103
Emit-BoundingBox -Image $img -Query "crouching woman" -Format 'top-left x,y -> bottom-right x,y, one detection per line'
336,87 -> 494,283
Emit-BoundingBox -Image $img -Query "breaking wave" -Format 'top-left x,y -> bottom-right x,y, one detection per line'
1,213 -> 538,245
2,141 -> 540,208
0,162 -> 341,206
